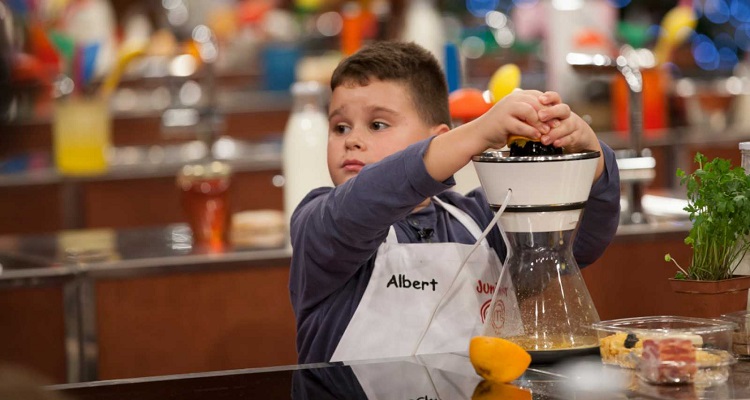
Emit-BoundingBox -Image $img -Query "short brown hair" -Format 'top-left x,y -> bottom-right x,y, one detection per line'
330,41 -> 451,127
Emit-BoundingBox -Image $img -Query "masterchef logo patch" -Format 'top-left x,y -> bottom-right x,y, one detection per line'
480,299 -> 492,324
491,300 -> 506,332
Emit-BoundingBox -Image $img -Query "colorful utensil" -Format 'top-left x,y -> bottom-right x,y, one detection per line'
654,4 -> 697,64
449,88 -> 492,121
488,64 -> 521,103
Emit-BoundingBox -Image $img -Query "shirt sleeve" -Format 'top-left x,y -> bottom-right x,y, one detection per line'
573,139 -> 621,267
289,137 -> 454,313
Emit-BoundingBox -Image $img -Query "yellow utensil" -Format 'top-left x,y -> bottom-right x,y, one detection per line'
654,5 -> 697,64
99,44 -> 146,99
488,64 -> 521,103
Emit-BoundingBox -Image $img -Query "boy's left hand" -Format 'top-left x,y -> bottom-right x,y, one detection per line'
536,91 -> 605,181
536,91 -> 601,154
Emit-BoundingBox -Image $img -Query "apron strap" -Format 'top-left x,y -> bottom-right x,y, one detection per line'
384,197 -> 490,246
432,197 -> 490,247
385,226 -> 399,244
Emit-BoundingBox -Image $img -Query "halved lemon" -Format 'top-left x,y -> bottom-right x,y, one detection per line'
469,336 -> 532,383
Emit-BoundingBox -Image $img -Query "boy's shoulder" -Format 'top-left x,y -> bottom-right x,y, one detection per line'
291,187 -> 334,222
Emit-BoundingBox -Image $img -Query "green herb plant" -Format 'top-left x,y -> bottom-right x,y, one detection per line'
665,153 -> 750,280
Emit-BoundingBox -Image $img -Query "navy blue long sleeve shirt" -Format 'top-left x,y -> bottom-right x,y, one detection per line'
289,138 -> 620,364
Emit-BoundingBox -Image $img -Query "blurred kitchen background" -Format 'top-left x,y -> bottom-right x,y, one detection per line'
1,0 -> 750,234
5,0 -> 750,385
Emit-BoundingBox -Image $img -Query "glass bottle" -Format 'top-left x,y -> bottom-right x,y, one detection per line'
282,81 -> 333,226
736,142 -> 750,275
741,142 -> 750,174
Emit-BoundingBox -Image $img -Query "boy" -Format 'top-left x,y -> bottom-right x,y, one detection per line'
289,41 -> 620,364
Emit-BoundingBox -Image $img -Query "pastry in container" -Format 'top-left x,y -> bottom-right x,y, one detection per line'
592,316 -> 735,369
720,310 -> 750,359
635,338 -> 736,386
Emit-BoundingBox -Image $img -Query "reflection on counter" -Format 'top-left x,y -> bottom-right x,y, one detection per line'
46,350 -> 750,400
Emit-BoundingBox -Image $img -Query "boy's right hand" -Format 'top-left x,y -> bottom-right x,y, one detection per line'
424,90 -> 560,183
473,90 -> 553,150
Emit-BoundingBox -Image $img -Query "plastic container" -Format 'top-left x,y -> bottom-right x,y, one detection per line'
721,310 -> 750,359
635,343 -> 736,386
592,316 -> 735,369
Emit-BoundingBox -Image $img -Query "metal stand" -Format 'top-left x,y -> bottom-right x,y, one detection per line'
63,274 -> 98,382
567,47 -> 655,225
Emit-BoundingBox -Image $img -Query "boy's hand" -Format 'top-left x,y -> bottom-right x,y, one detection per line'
425,90 -> 604,183
475,89 -> 552,149
537,91 -> 601,154
537,91 -> 605,181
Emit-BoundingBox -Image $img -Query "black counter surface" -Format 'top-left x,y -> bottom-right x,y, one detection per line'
47,352 -> 750,400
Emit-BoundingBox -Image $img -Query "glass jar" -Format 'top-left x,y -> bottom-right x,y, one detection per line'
740,142 -> 750,174
176,161 -> 232,251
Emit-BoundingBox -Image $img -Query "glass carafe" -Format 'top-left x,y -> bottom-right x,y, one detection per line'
483,212 -> 601,359
472,149 -> 603,361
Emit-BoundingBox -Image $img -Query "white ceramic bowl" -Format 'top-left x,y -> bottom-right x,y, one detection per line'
471,150 -> 600,208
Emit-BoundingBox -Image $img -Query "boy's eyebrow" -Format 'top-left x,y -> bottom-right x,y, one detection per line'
328,105 -> 400,119
368,106 -> 399,116
329,106 -> 344,119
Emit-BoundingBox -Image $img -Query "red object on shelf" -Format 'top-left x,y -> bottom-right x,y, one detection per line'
179,169 -> 232,252
29,24 -> 60,65
449,88 -> 492,122
341,3 -> 363,56
611,67 -> 669,139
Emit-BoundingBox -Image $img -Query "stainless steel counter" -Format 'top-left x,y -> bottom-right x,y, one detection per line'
0,224 -> 292,383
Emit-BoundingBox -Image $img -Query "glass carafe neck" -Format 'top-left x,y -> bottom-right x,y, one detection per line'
505,229 -> 575,255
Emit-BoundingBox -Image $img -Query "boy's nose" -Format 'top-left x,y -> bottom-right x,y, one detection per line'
344,130 -> 366,150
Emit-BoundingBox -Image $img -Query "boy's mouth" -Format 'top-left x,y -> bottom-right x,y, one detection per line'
342,159 -> 365,172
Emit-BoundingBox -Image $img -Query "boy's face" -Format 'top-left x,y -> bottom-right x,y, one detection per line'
327,79 -> 445,186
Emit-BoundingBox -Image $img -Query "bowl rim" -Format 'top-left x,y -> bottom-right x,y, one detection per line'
592,315 -> 736,335
472,149 -> 600,163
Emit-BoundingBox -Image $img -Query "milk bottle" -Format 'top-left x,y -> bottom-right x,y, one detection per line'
282,81 -> 333,228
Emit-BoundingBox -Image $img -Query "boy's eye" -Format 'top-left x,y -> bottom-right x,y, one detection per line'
371,121 -> 389,131
333,124 -> 351,135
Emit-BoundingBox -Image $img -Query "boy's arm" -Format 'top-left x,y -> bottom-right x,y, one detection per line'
423,90 -> 607,184
290,138 -> 452,310
423,90 -> 550,182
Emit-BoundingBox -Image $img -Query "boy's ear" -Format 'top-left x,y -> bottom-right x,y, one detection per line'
430,124 -> 451,136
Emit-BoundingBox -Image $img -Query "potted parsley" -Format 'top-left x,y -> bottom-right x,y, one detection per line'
664,153 -> 750,317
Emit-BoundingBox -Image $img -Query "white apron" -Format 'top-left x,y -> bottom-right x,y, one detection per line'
331,197 -> 505,362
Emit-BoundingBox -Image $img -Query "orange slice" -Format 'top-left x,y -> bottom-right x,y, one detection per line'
469,336 -> 531,383
471,380 -> 532,400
